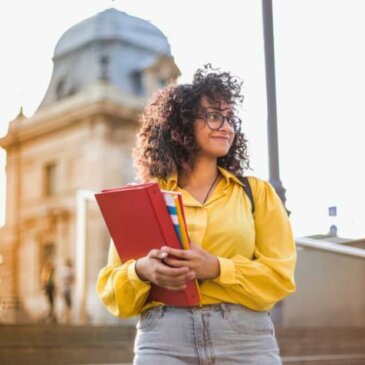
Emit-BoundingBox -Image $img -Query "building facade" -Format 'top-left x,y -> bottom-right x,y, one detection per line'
0,8 -> 180,324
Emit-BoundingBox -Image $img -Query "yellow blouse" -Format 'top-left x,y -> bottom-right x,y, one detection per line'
96,167 -> 296,318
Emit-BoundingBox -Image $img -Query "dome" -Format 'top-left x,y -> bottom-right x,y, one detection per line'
54,8 -> 171,58
37,8 -> 179,109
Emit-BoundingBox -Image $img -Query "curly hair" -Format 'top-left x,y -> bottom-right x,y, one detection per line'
133,64 -> 250,181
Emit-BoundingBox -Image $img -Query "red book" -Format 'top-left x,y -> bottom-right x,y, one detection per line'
95,182 -> 200,307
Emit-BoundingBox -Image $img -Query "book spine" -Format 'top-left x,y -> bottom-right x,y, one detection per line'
163,192 -> 184,247
174,196 -> 190,250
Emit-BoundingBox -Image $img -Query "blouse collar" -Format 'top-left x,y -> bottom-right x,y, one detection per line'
159,166 -> 244,192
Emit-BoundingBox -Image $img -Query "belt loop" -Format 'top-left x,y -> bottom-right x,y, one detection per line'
158,306 -> 165,318
219,303 -> 228,318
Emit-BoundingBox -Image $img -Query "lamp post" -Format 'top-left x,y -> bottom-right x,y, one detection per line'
262,0 -> 288,211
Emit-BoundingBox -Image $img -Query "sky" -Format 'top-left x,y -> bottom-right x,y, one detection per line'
1,0 -> 365,238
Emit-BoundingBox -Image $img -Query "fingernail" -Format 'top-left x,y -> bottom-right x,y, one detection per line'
161,252 -> 168,258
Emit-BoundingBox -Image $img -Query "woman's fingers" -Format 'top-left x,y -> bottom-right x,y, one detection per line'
148,249 -> 168,260
141,247 -> 198,288
163,257 -> 193,268
160,246 -> 190,259
153,266 -> 195,288
155,262 -> 189,276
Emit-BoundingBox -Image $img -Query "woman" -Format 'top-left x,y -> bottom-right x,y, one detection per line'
96,65 -> 296,364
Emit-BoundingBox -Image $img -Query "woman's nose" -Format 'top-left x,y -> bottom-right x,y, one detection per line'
220,117 -> 234,132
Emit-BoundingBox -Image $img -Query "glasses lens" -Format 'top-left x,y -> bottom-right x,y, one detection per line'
229,116 -> 241,132
206,112 -> 223,130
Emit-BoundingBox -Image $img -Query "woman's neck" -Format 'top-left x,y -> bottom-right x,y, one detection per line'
178,158 -> 219,189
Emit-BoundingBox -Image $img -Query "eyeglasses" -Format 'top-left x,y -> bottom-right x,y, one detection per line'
197,111 -> 241,132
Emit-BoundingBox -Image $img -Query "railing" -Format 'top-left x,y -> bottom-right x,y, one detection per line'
296,236 -> 365,259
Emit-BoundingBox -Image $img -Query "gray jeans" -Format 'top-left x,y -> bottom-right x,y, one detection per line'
134,303 -> 281,365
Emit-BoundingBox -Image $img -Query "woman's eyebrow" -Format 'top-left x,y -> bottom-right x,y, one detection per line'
206,106 -> 232,112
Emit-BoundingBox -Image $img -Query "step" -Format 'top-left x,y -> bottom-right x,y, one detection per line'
1,324 -> 365,365
0,324 -> 136,365
277,327 -> 365,356
282,353 -> 365,365
0,324 -> 136,347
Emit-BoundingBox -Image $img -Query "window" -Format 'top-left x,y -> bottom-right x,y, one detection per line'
132,71 -> 144,96
44,162 -> 57,197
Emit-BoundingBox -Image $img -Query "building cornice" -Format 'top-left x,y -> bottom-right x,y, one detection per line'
0,82 -> 145,150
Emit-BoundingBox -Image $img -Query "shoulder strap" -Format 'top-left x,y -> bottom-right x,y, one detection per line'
238,176 -> 255,215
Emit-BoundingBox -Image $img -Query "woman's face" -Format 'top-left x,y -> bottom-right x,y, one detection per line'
193,96 -> 235,159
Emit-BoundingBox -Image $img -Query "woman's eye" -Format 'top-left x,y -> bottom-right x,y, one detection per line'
207,113 -> 220,122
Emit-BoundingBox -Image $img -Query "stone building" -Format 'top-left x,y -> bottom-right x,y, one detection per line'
0,8 -> 180,323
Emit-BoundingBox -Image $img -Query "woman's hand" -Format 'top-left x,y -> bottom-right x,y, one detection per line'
161,243 -> 220,280
135,249 -> 196,291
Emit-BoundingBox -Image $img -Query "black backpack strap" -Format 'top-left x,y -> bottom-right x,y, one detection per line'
238,176 -> 255,215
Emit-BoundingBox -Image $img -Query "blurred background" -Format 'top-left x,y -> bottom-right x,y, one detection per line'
1,1 -> 365,364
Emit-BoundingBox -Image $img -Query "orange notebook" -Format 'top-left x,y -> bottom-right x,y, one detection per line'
95,182 -> 200,307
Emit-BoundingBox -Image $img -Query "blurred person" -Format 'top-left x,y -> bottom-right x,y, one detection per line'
96,65 -> 297,364
40,260 -> 56,323
58,258 -> 74,323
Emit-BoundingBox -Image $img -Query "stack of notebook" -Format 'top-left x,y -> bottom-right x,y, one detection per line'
95,182 -> 200,307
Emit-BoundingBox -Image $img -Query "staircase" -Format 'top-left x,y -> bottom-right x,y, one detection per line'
0,324 -> 136,365
1,325 -> 365,365
278,327 -> 365,364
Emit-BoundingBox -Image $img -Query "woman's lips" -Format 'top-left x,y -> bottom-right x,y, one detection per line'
212,136 -> 229,141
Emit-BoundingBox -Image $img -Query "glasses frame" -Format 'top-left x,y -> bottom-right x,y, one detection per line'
197,111 -> 241,132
